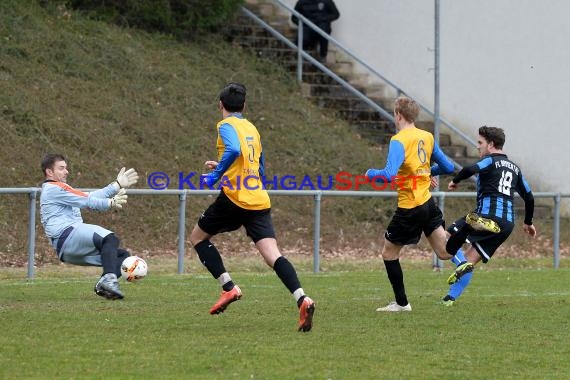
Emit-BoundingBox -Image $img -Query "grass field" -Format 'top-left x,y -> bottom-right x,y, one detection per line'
1,257 -> 568,379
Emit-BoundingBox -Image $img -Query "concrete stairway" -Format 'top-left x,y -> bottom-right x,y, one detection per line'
222,1 -> 556,218
223,2 -> 481,171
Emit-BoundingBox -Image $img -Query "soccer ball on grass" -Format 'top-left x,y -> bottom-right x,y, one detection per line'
121,256 -> 148,282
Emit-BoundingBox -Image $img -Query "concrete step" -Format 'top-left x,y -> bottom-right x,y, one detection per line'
438,134 -> 452,146
443,145 -> 467,158
306,83 -> 366,98
452,156 -> 480,168
243,47 -> 299,62
246,0 -> 291,21
233,3 -> 478,161
337,108 -> 386,122
226,19 -> 271,38
416,120 -> 433,131
351,121 -> 394,145
331,61 -> 355,79
311,96 -> 382,110
232,36 -> 293,50
253,2 -> 278,18
281,59 -> 328,73
228,15 -> 296,39
300,72 -> 338,85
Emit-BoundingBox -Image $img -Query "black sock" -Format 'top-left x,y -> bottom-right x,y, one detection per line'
273,256 -> 302,295
100,234 -> 120,275
446,224 -> 474,256
221,281 -> 235,292
296,296 -> 306,308
194,240 -> 226,279
115,249 -> 130,278
383,259 -> 408,306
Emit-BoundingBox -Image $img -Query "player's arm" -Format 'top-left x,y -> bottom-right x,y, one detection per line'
46,183 -> 111,210
447,156 -> 492,190
430,143 -> 455,176
365,139 -> 405,183
202,123 -> 240,186
89,183 -> 121,199
259,149 -> 265,177
515,173 -> 535,232
325,0 -> 340,22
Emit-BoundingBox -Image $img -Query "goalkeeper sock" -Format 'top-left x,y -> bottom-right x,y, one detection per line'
99,233 -> 119,275
115,249 -> 130,278
384,259 -> 408,306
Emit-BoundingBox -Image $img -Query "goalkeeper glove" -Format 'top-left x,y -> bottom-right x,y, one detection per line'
115,167 -> 139,189
109,188 -> 128,209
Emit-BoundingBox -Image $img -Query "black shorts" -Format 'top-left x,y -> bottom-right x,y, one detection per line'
197,191 -> 275,243
447,216 -> 514,263
385,197 -> 444,246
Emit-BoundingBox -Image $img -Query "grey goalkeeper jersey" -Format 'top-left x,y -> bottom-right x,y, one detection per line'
40,181 -> 117,239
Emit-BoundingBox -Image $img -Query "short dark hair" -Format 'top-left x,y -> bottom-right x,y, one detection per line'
479,126 -> 505,149
41,153 -> 66,175
219,82 -> 246,112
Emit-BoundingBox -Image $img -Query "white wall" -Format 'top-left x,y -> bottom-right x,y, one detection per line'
281,0 -> 569,204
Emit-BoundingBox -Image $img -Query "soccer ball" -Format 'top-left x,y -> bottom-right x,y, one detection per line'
121,256 -> 148,282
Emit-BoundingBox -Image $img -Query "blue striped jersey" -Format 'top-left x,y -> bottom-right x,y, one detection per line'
457,154 -> 534,225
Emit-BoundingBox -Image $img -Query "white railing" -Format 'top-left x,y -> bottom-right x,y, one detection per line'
0,188 -> 566,278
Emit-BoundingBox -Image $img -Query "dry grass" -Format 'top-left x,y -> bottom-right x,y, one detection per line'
1,1 -> 567,268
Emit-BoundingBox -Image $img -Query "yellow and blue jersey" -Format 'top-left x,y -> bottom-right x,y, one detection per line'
204,114 -> 270,210
366,127 -> 454,208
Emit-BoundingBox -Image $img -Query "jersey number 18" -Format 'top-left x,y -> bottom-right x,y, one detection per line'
498,170 -> 513,195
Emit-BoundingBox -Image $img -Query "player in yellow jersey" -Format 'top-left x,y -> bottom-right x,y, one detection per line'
365,96 -> 455,312
189,83 -> 315,332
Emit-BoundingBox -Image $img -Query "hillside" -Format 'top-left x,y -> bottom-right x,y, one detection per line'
0,1 -> 398,266
0,1 -> 562,268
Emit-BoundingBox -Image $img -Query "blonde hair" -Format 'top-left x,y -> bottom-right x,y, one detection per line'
394,96 -> 420,123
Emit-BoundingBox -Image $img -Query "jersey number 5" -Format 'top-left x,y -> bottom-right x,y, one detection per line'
247,143 -> 255,163
498,170 -> 513,195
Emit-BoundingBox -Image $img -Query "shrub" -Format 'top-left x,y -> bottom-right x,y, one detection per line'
66,0 -> 244,37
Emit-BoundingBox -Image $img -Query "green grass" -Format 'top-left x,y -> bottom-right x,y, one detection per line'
1,3 -> 568,377
1,258 -> 569,379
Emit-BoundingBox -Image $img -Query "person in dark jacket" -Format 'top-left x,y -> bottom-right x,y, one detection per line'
291,0 -> 340,60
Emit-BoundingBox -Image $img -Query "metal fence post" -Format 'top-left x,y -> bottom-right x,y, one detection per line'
313,191 -> 322,273
553,193 -> 561,269
434,0 -> 441,147
27,190 -> 37,279
297,21 -> 304,83
177,192 -> 187,274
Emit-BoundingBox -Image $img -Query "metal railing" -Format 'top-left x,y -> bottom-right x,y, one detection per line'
0,188 -> 565,279
242,0 -> 478,154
